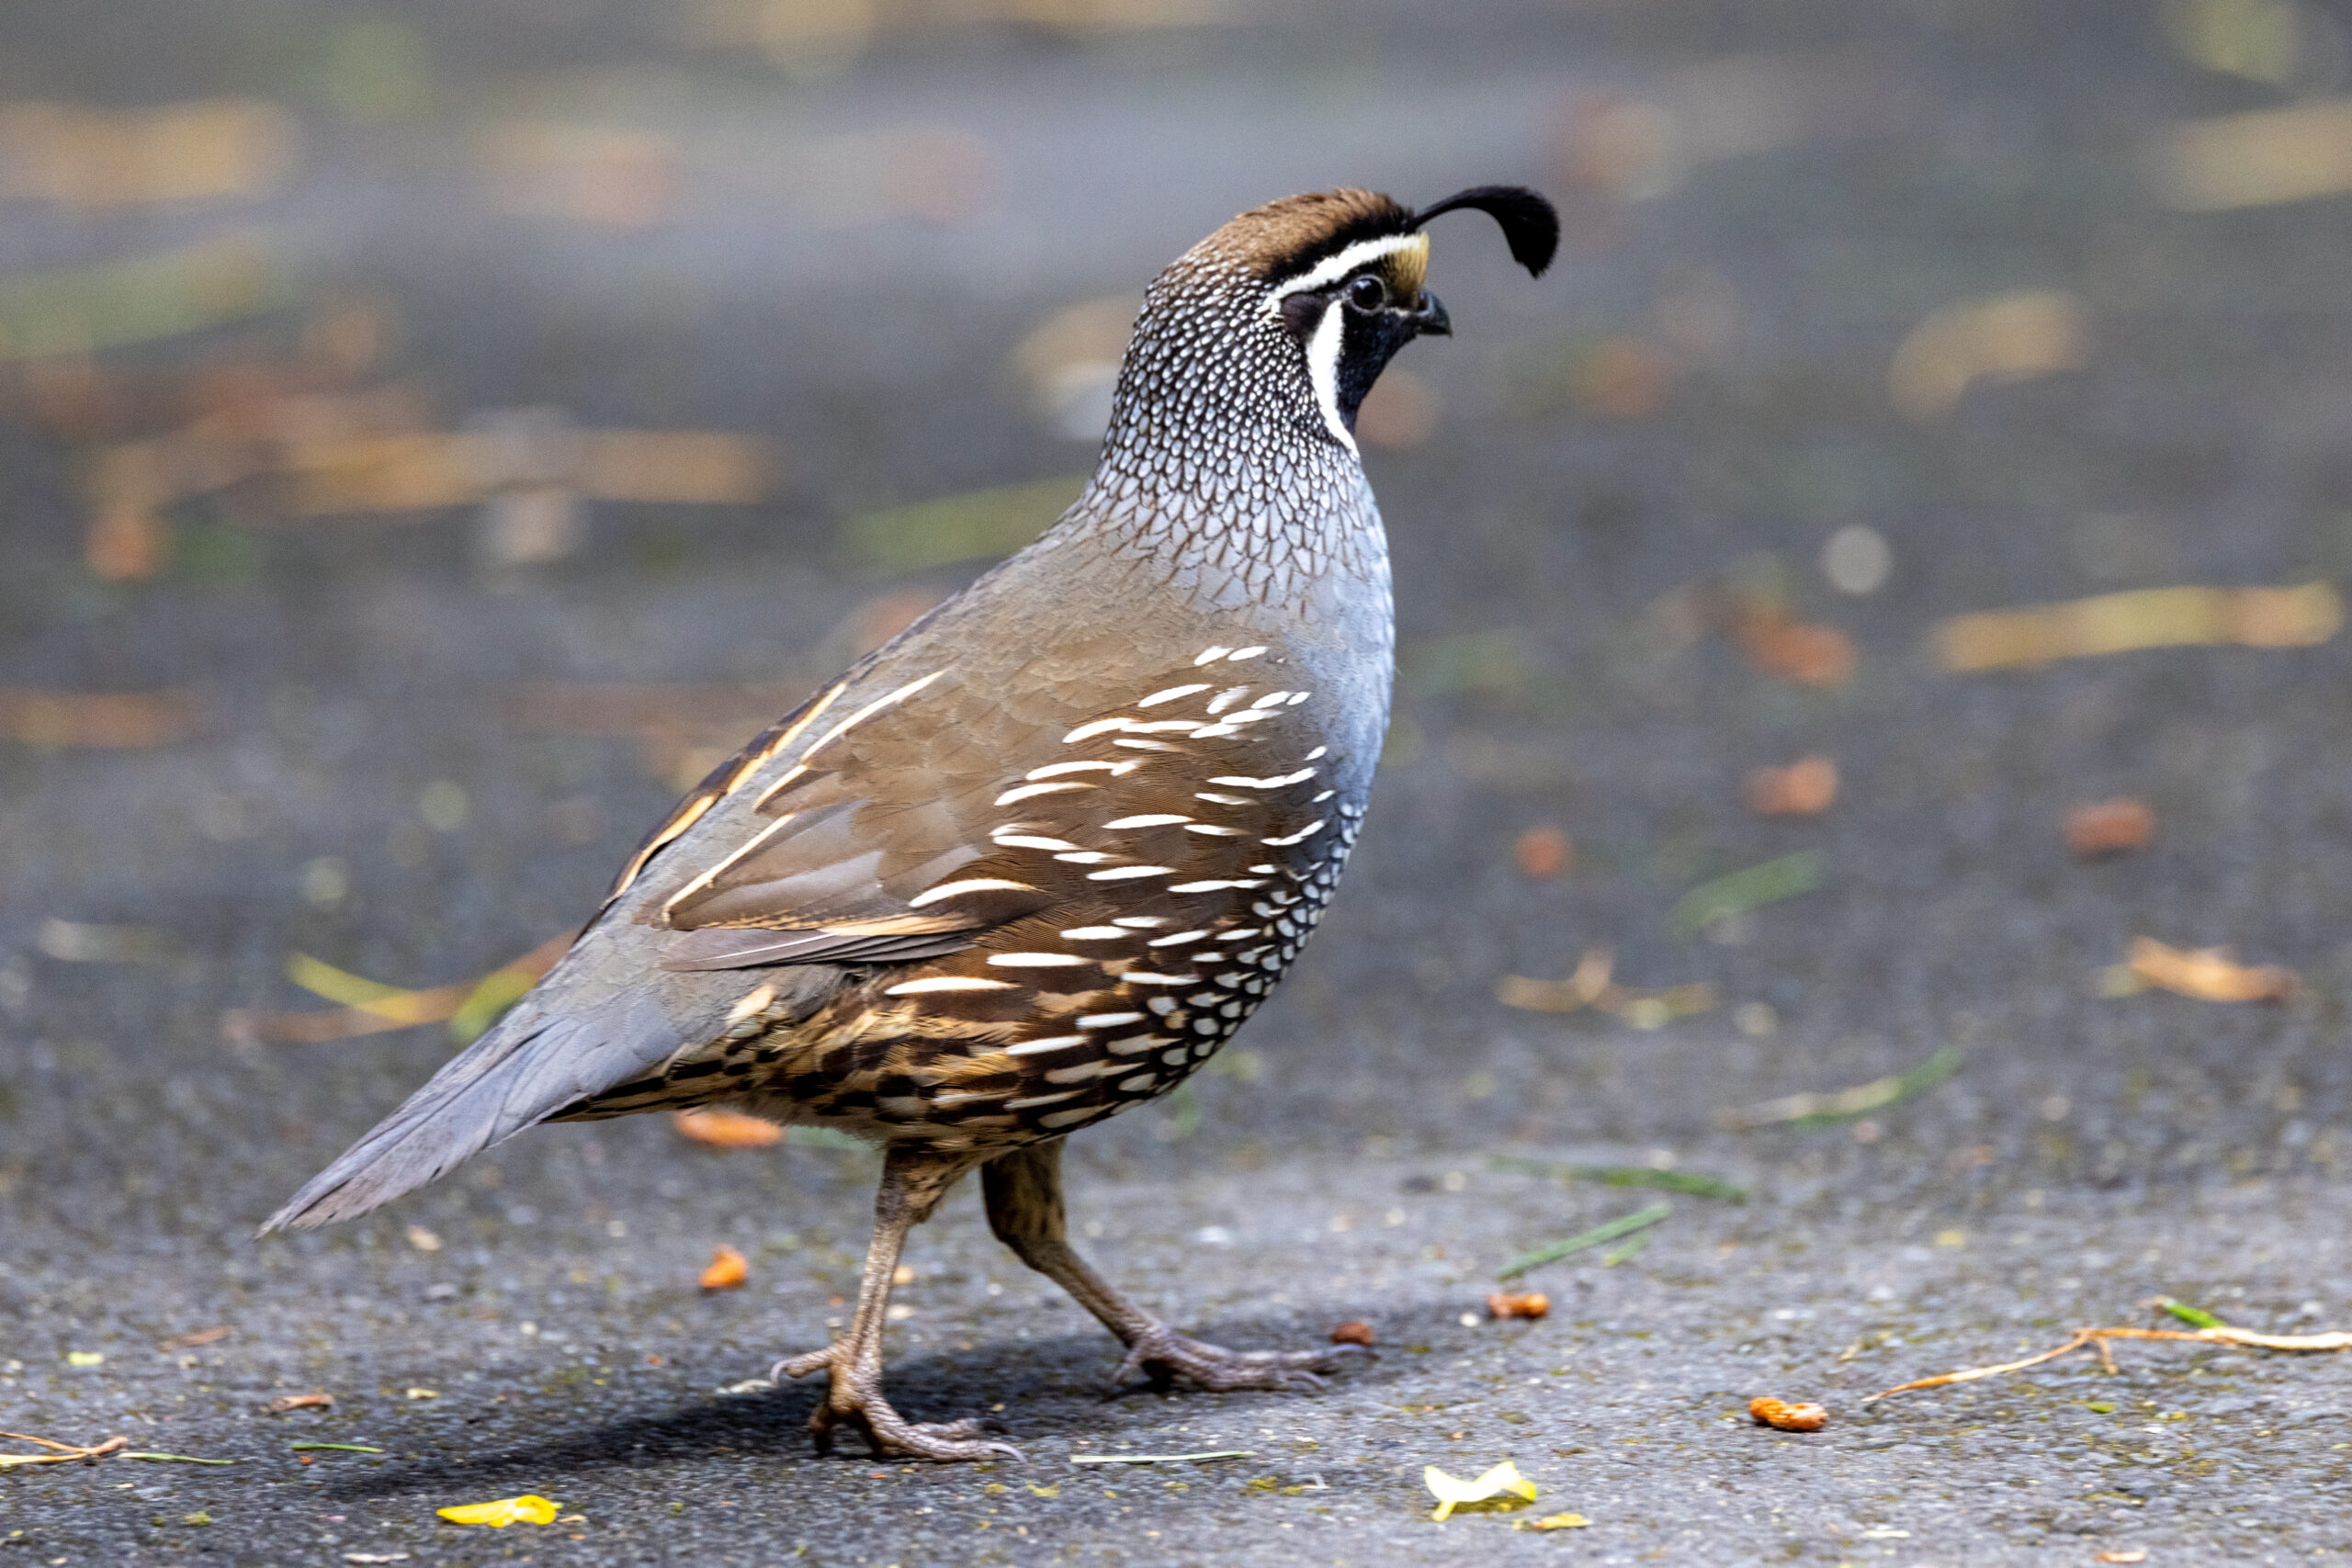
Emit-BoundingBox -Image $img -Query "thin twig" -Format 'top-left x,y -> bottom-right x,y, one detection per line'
1867,1322 -> 2352,1404
0,1433 -> 128,1468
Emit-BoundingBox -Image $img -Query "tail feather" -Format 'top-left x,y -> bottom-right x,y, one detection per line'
260,984 -> 684,1233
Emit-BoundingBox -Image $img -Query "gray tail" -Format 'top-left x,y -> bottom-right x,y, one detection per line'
260,986 -> 680,1234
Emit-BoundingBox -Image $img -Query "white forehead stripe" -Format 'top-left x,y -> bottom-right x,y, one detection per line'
1265,231 -> 1427,306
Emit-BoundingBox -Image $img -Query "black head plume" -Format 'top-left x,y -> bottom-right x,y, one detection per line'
1411,186 -> 1559,277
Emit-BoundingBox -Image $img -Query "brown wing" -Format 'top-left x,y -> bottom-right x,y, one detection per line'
615,651 -> 1341,986
545,647 -> 1357,1138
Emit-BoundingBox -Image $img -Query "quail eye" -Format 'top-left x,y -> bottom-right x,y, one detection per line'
1344,274 -> 1386,311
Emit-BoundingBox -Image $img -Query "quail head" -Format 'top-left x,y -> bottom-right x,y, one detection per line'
267,183 -> 1559,1461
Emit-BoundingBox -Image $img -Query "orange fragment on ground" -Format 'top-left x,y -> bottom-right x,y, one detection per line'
1744,755 -> 1838,816
2127,936 -> 2297,1003
1512,825 -> 1572,878
699,1245 -> 749,1292
2065,797 -> 2155,859
673,1107 -> 784,1149
1329,1320 -> 1375,1347
1734,606 -> 1856,686
1748,1395 -> 1827,1431
266,1393 -> 333,1413
1486,1292 -> 1551,1321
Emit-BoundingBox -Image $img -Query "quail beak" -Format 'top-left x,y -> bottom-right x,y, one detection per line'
1408,290 -> 1452,337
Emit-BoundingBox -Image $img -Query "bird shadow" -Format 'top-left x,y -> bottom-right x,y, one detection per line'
314,1303 -> 1431,1503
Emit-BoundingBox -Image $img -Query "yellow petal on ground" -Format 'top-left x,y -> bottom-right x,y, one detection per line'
1424,1459 -> 1537,1521
1519,1512 -> 1592,1531
435,1495 -> 560,1528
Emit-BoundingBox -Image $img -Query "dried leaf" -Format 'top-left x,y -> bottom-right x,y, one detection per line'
435,1495 -> 560,1528
1486,1292 -> 1550,1321
1425,1459 -> 1537,1520
266,1393 -> 333,1413
1744,755 -> 1838,816
0,688 -> 206,748
1495,948 -> 1613,1012
223,936 -> 567,1044
2151,98 -> 2352,210
1329,1320 -> 1375,1347
673,1107 -> 784,1149
2065,797 -> 2155,858
280,428 -> 766,514
154,1325 -> 231,1352
699,1244 -> 749,1292
2127,935 -> 2297,1002
1935,582 -> 2341,671
1713,1044 -> 1964,1130
0,99 -> 296,208
1748,1396 -> 1827,1431
1887,288 -> 2088,422
1495,947 -> 1716,1025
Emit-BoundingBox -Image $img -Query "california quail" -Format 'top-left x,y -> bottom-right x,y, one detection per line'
266,184 -> 1559,1461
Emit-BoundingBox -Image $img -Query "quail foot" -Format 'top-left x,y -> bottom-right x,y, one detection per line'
266,184 -> 1558,1461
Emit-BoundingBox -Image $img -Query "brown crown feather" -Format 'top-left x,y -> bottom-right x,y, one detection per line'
1193,187 -> 1417,281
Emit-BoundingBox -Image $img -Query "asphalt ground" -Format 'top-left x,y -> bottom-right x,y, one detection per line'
8,2 -> 2352,1562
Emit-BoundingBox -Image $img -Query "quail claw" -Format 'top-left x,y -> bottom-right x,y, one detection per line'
1109,1327 -> 1367,1394
778,1341 -> 1023,1462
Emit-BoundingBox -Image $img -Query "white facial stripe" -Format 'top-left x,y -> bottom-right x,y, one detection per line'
1265,232 -> 1426,306
1304,300 -> 1356,455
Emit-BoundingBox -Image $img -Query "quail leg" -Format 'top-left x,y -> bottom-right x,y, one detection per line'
774,1145 -> 1018,1462
982,1142 -> 1368,1394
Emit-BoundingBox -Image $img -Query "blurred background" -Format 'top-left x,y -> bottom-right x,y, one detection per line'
10,0 -> 2352,1554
